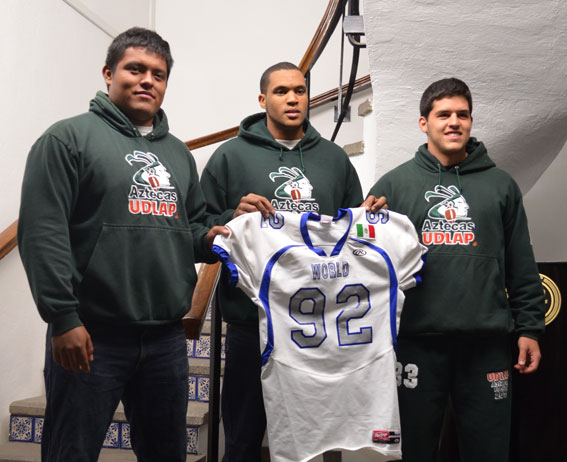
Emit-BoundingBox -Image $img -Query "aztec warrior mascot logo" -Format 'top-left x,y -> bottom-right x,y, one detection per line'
269,167 -> 320,212
421,185 -> 477,246
125,151 -> 179,217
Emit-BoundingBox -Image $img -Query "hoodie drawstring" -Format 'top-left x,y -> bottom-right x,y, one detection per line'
455,166 -> 463,192
437,164 -> 463,192
278,144 -> 305,172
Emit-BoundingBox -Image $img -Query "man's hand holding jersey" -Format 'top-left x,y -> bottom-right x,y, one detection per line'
233,193 -> 276,218
361,195 -> 388,213
206,226 -> 231,248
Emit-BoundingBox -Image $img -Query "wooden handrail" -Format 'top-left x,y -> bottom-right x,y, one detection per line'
185,126 -> 239,151
299,0 -> 346,74
2,0 -> 363,340
0,220 -> 17,261
182,261 -> 222,339
310,74 -> 370,109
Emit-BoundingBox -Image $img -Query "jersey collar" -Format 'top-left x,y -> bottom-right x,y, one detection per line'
299,208 -> 352,257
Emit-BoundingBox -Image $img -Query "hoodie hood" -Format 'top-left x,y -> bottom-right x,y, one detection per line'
414,138 -> 496,191
415,137 -> 496,174
238,113 -> 323,173
238,112 -> 322,151
89,91 -> 170,140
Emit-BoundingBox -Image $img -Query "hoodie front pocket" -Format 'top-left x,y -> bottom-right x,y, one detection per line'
78,224 -> 197,323
402,253 -> 511,334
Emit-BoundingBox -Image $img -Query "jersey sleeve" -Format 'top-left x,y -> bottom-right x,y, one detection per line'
351,208 -> 426,292
212,212 -> 265,302
373,211 -> 426,291
395,215 -> 428,291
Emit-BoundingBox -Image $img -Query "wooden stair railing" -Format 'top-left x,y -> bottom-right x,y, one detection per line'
298,0 -> 345,74
1,0 -> 372,340
0,220 -> 17,261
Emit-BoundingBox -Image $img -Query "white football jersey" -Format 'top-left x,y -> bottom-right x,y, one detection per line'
213,207 -> 427,462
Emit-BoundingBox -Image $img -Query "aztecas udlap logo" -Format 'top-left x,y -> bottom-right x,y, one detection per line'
268,167 -> 320,212
125,151 -> 178,218
421,185 -> 477,246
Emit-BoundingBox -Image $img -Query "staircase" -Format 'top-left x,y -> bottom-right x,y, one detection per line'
0,315 -> 226,462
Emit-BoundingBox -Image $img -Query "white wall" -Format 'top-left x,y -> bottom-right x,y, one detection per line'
61,0 -> 153,36
364,0 -> 567,262
0,0 -> 104,442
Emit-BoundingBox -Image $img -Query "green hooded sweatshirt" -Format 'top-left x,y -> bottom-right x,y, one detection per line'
201,112 -> 363,325
369,138 -> 544,339
18,92 -> 214,336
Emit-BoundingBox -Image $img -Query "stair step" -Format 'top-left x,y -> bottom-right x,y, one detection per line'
190,357 -> 224,377
7,322 -> 227,457
0,442 -> 206,461
10,396 -> 209,426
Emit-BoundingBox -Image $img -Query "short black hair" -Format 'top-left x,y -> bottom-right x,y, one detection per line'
420,78 -> 472,118
260,62 -> 302,94
106,27 -> 174,78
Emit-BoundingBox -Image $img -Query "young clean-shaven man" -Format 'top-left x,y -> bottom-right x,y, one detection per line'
19,27 -> 226,461
369,77 -> 545,462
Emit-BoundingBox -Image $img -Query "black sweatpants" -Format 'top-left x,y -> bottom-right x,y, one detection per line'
396,335 -> 512,462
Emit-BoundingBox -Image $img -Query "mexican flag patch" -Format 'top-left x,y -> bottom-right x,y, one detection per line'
356,223 -> 375,239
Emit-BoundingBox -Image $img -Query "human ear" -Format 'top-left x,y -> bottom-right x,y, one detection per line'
102,65 -> 112,88
258,93 -> 266,109
418,116 -> 428,134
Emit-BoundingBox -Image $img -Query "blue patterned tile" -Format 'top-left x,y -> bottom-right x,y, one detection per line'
197,377 -> 210,402
194,335 -> 211,359
186,339 -> 195,357
186,426 -> 199,454
221,334 -> 227,360
9,416 -> 33,442
188,375 -> 197,401
103,422 -> 120,448
121,422 -> 132,449
34,417 -> 44,443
